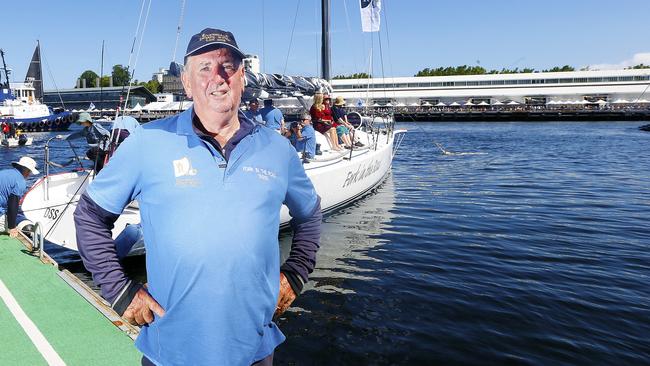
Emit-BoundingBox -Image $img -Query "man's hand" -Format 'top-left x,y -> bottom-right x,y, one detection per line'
122,288 -> 165,326
274,272 -> 296,317
8,228 -> 18,238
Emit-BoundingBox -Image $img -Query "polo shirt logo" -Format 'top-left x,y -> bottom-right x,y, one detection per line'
173,157 -> 198,177
243,166 -> 277,182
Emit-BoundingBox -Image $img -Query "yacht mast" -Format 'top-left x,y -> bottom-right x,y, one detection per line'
321,0 -> 331,81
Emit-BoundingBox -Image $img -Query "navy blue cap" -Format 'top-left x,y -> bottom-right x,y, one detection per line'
185,28 -> 246,61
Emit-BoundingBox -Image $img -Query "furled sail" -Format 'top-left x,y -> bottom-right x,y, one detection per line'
243,71 -> 332,101
24,41 -> 43,102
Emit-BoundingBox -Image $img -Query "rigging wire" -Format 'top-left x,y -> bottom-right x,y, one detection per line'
172,0 -> 187,63
378,24 -> 388,103
341,0 -> 360,76
41,48 -> 66,110
283,0 -> 302,75
123,0 -> 153,112
381,0 -> 397,105
262,0 -> 266,73
118,0 -> 148,116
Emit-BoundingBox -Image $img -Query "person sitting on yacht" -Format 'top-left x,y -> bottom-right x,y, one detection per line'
310,92 -> 342,151
285,113 -> 316,159
66,112 -> 110,171
331,96 -> 355,148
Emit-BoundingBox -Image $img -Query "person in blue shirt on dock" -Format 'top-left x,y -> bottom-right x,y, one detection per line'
0,157 -> 38,238
244,98 -> 264,125
66,112 -> 110,171
73,27 -> 322,366
260,98 -> 285,132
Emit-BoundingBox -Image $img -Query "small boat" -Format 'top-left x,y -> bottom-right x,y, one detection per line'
639,124 -> 650,131
0,44 -> 75,132
1,133 -> 33,147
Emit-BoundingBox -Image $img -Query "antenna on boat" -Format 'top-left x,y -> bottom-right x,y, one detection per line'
0,49 -> 11,88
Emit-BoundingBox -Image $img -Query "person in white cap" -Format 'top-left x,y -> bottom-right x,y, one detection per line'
0,157 -> 39,237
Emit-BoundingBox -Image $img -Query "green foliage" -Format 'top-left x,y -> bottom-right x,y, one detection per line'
100,76 -> 111,87
78,70 -> 99,88
332,73 -> 372,79
138,79 -> 162,94
542,65 -> 575,72
112,64 -> 131,86
415,65 -> 487,77
415,65 -> 578,77
626,64 -> 650,69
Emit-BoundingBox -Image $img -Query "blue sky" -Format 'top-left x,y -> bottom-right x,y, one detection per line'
2,0 -> 650,89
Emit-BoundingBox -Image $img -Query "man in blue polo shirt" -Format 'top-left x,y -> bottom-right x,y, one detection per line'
74,28 -> 321,366
286,112 -> 316,159
244,98 -> 264,125
259,99 -> 284,132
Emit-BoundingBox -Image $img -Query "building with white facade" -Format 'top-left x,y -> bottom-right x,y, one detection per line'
330,69 -> 650,106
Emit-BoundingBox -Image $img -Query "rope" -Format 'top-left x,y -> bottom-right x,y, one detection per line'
283,0 -> 302,75
123,0 -> 152,112
119,0 -> 148,116
262,0 -> 266,73
381,0 -> 397,105
41,48 -> 66,110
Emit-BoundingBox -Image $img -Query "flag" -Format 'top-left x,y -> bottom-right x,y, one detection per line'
360,0 -> 381,32
89,102 -> 96,110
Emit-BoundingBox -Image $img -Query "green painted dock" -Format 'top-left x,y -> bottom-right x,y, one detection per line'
0,234 -> 141,365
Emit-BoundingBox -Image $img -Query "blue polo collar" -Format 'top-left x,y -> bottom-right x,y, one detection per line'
178,107 -> 257,161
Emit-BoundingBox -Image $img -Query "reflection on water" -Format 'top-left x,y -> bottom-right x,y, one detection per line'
275,175 -> 400,365
5,122 -> 650,365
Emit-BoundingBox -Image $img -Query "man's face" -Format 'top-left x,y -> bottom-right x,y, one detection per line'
182,48 -> 245,122
249,101 -> 259,111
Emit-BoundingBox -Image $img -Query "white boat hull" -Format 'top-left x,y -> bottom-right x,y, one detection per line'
21,128 -> 403,253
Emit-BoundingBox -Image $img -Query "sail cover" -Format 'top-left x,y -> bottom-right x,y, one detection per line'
24,42 -> 43,102
360,0 -> 381,32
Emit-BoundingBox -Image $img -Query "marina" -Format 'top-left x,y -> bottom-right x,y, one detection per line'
2,0 -> 650,364
2,120 -> 649,365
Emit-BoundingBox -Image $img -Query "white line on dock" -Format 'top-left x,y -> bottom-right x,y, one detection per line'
0,279 -> 66,366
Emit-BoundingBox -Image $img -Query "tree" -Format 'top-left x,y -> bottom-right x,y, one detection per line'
333,73 -> 372,79
78,70 -> 99,88
100,75 -> 111,87
626,64 -> 650,69
112,64 -> 131,86
542,65 -> 575,72
138,79 -> 162,94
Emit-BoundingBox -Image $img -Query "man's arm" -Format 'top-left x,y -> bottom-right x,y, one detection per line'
74,193 -> 165,324
277,149 -> 322,316
6,194 -> 20,237
281,199 -> 322,292
276,199 -> 322,316
74,193 -> 140,313
66,128 -> 88,141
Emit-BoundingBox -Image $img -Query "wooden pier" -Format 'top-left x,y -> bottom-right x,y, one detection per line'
0,234 -> 141,365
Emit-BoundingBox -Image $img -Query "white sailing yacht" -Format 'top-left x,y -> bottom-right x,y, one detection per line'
20,0 -> 405,254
